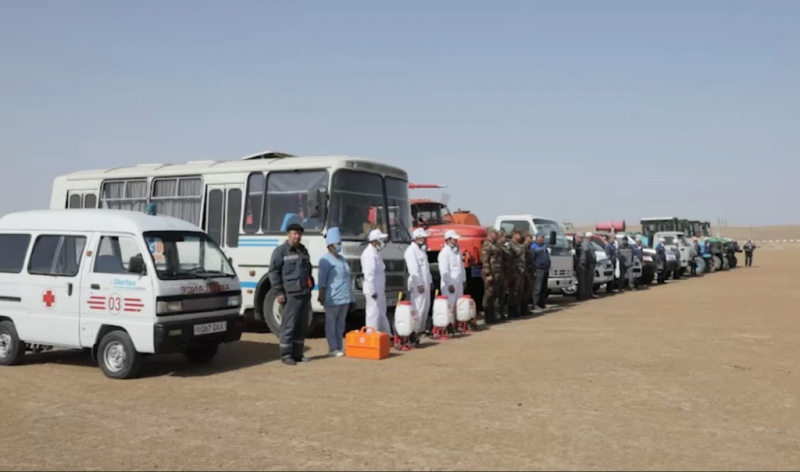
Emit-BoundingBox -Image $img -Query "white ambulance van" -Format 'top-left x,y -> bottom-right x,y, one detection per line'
0,210 -> 244,379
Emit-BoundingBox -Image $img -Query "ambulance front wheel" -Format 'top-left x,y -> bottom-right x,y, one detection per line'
184,344 -> 219,364
98,331 -> 141,380
0,321 -> 26,366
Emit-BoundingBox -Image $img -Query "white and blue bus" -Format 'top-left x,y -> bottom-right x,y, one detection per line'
50,151 -> 412,334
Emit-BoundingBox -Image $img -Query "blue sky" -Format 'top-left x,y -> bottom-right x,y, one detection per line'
1,0 -> 798,226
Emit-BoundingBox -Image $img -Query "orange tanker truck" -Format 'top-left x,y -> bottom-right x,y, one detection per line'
409,184 -> 486,307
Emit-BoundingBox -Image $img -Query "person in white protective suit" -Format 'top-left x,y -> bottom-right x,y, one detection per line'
361,229 -> 392,334
405,227 -> 432,335
437,230 -> 466,318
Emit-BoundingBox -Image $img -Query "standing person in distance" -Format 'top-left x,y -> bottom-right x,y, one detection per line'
617,237 -> 635,291
530,233 -> 552,310
361,229 -> 392,334
604,234 -> 618,293
581,232 -> 598,299
507,230 -> 527,318
655,237 -> 668,284
438,230 -> 466,323
522,232 -> 535,315
269,224 -> 315,366
481,229 -> 503,324
497,231 -> 513,320
405,228 -> 432,336
744,240 -> 756,267
318,228 -> 354,358
573,233 -> 585,301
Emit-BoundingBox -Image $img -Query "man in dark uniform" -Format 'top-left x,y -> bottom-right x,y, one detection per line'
581,232 -> 598,299
617,237 -> 635,291
530,234 -> 551,310
508,230 -> 527,318
573,234 -> 585,300
744,240 -> 756,267
498,231 -> 512,320
655,238 -> 668,284
604,234 -> 618,293
269,223 -> 315,366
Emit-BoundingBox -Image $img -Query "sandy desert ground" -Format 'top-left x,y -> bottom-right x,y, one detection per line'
2,246 -> 798,471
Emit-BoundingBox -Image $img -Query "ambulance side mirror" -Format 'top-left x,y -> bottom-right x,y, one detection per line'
549,231 -> 557,246
129,254 -> 148,276
307,186 -> 328,221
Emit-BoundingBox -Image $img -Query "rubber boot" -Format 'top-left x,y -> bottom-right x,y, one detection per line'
484,306 -> 496,324
292,343 -> 308,363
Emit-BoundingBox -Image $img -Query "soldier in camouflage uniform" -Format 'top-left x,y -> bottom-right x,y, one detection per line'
481,229 -> 504,324
497,231 -> 512,321
522,232 -> 535,316
505,230 -> 525,318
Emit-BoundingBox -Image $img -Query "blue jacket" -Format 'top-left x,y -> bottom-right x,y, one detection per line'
530,242 -> 551,271
632,245 -> 643,261
604,242 -> 617,263
655,243 -> 667,262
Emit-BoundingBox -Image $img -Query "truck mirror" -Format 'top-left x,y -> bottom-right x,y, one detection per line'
307,186 -> 328,221
549,231 -> 557,246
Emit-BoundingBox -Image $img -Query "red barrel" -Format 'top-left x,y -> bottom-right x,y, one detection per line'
595,220 -> 626,232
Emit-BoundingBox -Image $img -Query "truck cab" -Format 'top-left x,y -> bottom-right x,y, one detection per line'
0,210 -> 245,379
494,215 -> 574,293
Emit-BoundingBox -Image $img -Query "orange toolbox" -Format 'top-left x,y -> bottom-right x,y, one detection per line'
345,327 -> 391,360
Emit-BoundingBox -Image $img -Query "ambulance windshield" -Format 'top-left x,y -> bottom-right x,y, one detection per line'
144,231 -> 236,280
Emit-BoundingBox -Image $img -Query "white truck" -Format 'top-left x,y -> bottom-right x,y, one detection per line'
495,215 -> 574,293
0,210 -> 245,379
654,231 -> 693,278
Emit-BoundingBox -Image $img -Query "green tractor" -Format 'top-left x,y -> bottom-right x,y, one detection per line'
705,237 -> 728,272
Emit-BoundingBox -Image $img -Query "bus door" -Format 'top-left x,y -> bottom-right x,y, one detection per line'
204,184 -> 243,249
66,190 -> 98,209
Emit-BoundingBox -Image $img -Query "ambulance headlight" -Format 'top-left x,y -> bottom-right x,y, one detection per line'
157,301 -> 183,314
227,295 -> 242,307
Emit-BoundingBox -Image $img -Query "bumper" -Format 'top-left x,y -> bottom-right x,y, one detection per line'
594,269 -> 614,284
154,313 -> 245,355
547,277 -> 572,291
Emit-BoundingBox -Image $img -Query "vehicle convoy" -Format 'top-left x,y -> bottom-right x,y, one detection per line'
565,234 -> 614,294
50,151 -> 413,336
705,237 -> 728,272
593,221 -> 646,284
409,184 -> 486,307
495,215 -> 574,293
0,210 -> 245,379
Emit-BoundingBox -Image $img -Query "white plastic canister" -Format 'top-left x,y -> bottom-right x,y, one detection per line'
456,295 -> 475,322
432,296 -> 451,328
394,301 -> 415,337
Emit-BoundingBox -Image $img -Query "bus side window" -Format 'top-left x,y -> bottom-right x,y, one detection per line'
226,188 -> 242,248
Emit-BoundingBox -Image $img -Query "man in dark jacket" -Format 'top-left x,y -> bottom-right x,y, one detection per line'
744,240 -> 756,267
573,234 -> 585,300
581,232 -> 598,299
617,237 -> 635,291
269,223 -> 315,365
604,235 -> 618,293
530,234 -> 551,310
655,238 -> 668,284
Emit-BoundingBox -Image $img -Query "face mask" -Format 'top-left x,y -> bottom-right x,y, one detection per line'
334,244 -> 342,254
416,241 -> 426,250
377,241 -> 386,251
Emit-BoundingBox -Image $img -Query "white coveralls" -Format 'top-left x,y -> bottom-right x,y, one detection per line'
404,243 -> 432,333
438,244 -> 466,317
361,244 -> 392,334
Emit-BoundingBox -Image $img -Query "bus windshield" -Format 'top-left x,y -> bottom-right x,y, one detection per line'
329,171 -> 412,243
144,231 -> 236,280
533,219 -> 568,249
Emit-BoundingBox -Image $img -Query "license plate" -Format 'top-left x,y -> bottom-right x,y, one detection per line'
194,321 -> 226,336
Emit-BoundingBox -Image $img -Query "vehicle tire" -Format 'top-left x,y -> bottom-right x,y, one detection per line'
97,330 -> 141,380
695,258 -> 706,274
183,344 -> 219,364
0,321 -> 26,366
712,255 -> 723,272
731,255 -> 738,268
262,289 -> 313,337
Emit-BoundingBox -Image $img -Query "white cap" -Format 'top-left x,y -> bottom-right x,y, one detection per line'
412,228 -> 430,239
368,229 -> 388,242
444,230 -> 460,240
585,231 -> 594,238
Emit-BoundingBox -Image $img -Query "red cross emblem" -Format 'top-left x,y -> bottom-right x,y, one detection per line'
42,289 -> 56,309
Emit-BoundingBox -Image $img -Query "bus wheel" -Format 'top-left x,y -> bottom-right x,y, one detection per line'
0,321 -> 26,366
262,289 -> 313,337
98,331 -> 141,380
